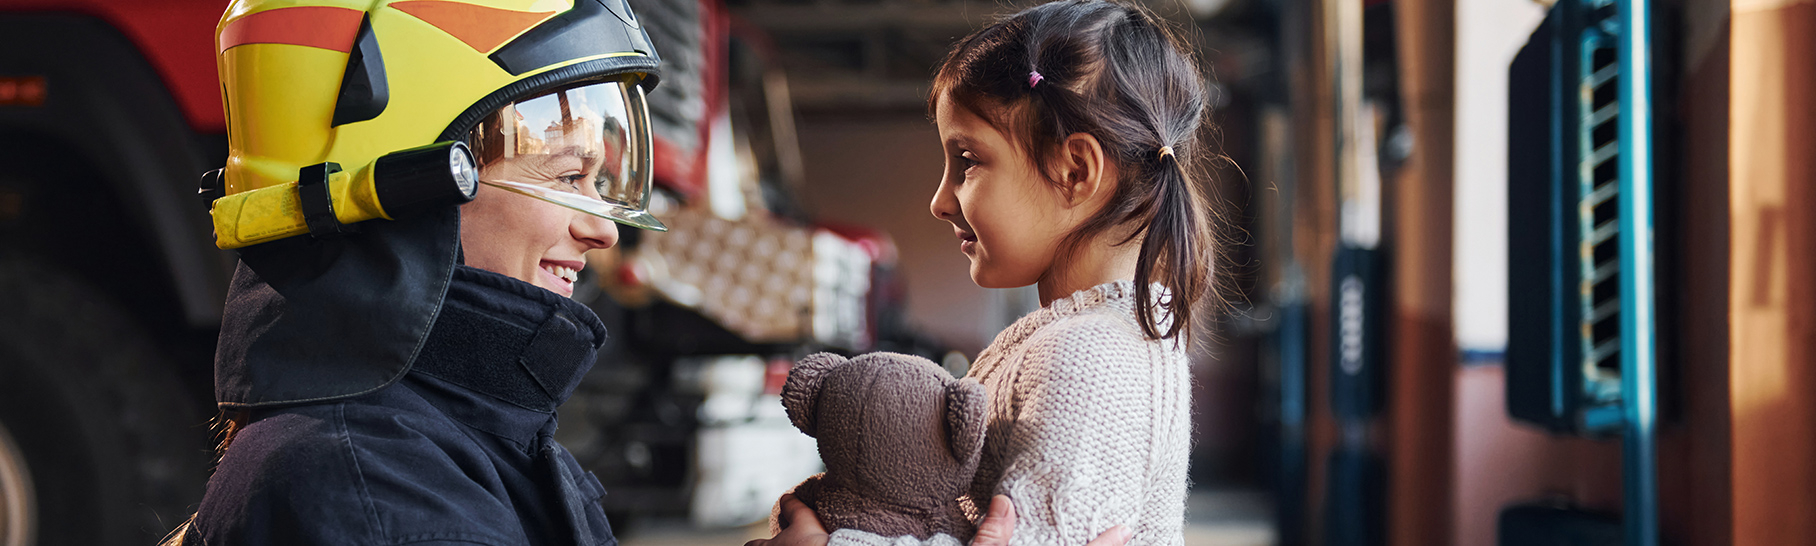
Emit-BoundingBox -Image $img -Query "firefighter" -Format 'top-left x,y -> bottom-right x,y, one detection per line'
173,0 -> 666,543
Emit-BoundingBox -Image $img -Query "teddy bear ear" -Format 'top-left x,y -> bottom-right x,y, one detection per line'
783,352 -> 848,437
944,378 -> 989,465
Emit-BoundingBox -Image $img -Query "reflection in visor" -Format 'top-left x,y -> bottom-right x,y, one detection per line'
465,80 -> 665,231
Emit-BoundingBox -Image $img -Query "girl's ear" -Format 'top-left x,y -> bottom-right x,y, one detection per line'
1057,132 -> 1112,208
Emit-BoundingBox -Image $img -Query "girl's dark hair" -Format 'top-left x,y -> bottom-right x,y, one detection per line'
931,0 -> 1215,340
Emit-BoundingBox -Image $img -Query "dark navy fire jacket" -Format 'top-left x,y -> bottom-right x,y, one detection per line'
193,266 -> 618,546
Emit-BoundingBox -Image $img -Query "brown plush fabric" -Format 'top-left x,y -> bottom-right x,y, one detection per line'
779,352 -> 988,541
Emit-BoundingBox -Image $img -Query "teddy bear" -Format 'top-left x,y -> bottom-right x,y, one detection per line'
778,351 -> 989,541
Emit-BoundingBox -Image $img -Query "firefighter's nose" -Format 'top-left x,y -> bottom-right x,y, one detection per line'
572,212 -> 620,250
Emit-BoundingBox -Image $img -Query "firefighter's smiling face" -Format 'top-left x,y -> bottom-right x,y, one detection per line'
459,149 -> 620,297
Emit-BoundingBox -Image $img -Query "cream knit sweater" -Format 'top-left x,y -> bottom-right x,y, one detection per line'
828,280 -> 1191,546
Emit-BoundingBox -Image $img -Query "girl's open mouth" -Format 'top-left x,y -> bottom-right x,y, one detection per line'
955,229 -> 977,254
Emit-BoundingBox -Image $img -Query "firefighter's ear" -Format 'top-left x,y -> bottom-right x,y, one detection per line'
782,353 -> 848,437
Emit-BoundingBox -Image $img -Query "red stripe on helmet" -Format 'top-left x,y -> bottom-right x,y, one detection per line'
389,1 -> 557,53
217,6 -> 367,54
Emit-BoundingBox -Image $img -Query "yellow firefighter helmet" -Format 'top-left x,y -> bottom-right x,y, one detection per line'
207,0 -> 667,249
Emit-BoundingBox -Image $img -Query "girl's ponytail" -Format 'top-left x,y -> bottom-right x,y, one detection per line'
1133,143 -> 1211,341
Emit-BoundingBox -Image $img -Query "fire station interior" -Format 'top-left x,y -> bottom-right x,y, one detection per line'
0,0 -> 1810,545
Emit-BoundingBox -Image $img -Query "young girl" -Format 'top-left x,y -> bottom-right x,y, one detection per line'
761,1 -> 1214,545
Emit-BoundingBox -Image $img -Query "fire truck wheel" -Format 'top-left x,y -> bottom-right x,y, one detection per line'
0,259 -> 210,546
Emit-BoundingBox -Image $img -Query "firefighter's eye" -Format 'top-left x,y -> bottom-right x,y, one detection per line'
554,174 -> 586,191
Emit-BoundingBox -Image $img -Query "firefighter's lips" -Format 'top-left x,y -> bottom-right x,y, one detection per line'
540,260 -> 583,294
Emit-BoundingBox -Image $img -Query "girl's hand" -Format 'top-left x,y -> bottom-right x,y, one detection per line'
743,494 -> 1132,546
746,494 -> 829,546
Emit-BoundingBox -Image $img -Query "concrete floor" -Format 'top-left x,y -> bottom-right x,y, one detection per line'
620,490 -> 1275,546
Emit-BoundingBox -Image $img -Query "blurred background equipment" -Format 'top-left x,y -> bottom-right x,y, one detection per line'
0,2 -> 231,544
1,0 -> 1813,545
1501,0 -> 1661,543
552,0 -> 947,530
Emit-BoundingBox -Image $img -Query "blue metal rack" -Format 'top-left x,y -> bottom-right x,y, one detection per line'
1613,0 -> 1659,543
1504,0 -> 1657,544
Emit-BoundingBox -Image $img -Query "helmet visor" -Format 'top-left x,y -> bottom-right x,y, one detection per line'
464,79 -> 666,231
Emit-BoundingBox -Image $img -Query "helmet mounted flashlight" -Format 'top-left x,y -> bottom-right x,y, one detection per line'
204,142 -> 480,248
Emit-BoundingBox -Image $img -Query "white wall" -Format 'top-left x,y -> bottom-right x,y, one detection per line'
1452,0 -> 1548,352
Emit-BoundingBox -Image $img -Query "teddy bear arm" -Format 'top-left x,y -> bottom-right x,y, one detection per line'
793,473 -> 827,509
810,485 -> 951,540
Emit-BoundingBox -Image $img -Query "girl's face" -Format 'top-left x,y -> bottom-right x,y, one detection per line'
461,151 -> 620,297
930,95 -> 1075,289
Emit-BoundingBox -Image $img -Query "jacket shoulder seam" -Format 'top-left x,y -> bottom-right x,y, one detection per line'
336,401 -> 389,541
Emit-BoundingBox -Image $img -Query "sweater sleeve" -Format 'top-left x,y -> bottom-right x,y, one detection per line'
826,529 -> 966,546
993,317 -> 1154,546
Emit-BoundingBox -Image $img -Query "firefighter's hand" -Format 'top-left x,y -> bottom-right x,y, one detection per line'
973,495 -> 1133,546
746,494 -> 829,546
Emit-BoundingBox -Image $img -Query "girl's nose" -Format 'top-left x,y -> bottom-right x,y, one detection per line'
929,179 -> 959,221
571,212 -> 620,250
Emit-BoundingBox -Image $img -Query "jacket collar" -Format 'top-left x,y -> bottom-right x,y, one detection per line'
408,265 -> 608,418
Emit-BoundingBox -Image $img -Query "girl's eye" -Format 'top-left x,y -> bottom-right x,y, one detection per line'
958,152 -> 979,171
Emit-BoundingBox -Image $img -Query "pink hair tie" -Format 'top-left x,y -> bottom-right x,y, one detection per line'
1028,70 -> 1044,88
